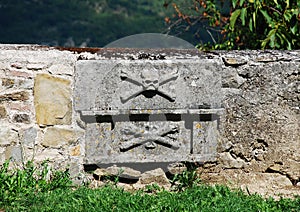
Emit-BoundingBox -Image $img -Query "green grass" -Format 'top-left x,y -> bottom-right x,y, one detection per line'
0,160 -> 299,212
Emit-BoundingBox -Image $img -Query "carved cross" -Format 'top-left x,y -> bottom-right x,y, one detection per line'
119,124 -> 180,151
120,63 -> 179,103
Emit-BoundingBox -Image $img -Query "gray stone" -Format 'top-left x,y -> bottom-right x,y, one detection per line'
77,60 -> 223,165
5,146 -> 22,162
0,124 -> 18,146
22,127 -> 37,148
106,166 -> 141,179
42,127 -> 84,148
75,60 -> 222,111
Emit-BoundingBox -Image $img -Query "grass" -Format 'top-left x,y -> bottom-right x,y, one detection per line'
0,160 -> 299,212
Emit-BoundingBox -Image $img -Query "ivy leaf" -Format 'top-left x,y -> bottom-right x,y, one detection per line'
230,9 -> 241,30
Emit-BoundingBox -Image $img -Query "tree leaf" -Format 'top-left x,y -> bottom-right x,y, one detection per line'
240,8 -> 247,26
232,0 -> 238,8
230,9 -> 241,29
239,0 -> 246,7
260,10 -> 272,25
249,18 -> 253,31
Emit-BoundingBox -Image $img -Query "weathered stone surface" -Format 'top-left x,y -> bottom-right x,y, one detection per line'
5,146 -> 22,162
42,127 -> 83,148
0,124 -> 18,146
219,152 -> 246,169
106,166 -> 141,179
0,105 -> 7,118
167,162 -> 187,175
0,90 -> 29,102
22,127 -> 37,148
137,168 -> 170,187
2,78 -> 15,87
12,113 -> 30,123
75,60 -> 222,111
35,149 -> 64,162
79,59 -> 223,164
94,166 -> 141,179
34,73 -> 71,125
70,145 -> 81,156
200,170 -> 299,199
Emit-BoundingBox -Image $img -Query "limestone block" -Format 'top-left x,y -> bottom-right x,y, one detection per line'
0,124 -> 18,146
5,146 -> 22,162
22,127 -> 37,148
34,73 -> 71,125
0,90 -> 30,102
70,145 -> 81,156
42,127 -> 84,148
35,149 -> 64,162
0,105 -> 7,118
49,64 -> 74,75
137,168 -> 170,187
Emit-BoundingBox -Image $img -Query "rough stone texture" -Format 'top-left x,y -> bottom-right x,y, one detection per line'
5,146 -> 22,162
0,123 -> 19,146
94,166 -> 141,179
22,127 -> 37,148
200,169 -> 300,200
0,105 -> 7,118
77,60 -> 223,164
34,73 -> 71,125
75,60 -> 222,111
42,127 -> 83,148
136,168 -> 171,188
0,45 -> 299,198
12,113 -> 30,123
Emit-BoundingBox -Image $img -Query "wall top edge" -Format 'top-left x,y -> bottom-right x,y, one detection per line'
0,44 -> 300,61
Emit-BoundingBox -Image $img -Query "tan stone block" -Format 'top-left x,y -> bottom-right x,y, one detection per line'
0,90 -> 30,102
42,127 -> 83,148
34,74 -> 71,125
70,145 -> 81,156
0,105 -> 7,118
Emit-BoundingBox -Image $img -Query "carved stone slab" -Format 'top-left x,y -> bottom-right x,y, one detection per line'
75,60 -> 223,164
75,60 -> 222,112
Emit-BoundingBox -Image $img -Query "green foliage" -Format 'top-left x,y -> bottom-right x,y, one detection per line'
170,162 -> 200,191
1,183 -> 300,211
0,159 -> 72,205
0,0 -> 170,47
166,0 -> 300,49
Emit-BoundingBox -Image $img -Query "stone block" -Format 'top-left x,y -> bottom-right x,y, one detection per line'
12,113 -> 30,123
42,127 -> 84,148
0,105 -> 7,118
34,73 -> 71,125
0,124 -> 18,146
5,146 -> 22,162
22,127 -> 37,148
0,90 -> 30,102
76,59 -> 223,165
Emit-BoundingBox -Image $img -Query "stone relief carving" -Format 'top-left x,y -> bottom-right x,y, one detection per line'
119,62 -> 179,103
119,123 -> 180,151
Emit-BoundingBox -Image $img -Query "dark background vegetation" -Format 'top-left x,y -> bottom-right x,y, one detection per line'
0,0 -> 200,47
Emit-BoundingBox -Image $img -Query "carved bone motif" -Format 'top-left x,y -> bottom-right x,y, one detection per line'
120,63 -> 179,103
119,125 -> 180,151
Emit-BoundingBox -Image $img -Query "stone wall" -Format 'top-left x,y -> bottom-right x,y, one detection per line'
0,45 -> 299,195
